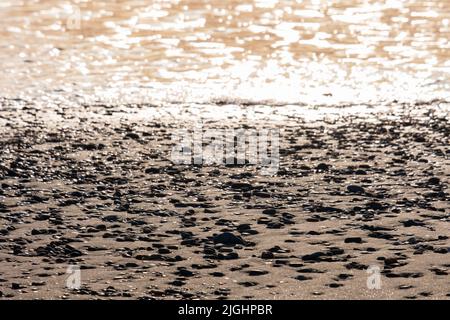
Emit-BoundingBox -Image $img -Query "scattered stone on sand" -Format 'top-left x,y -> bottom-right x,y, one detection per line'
0,99 -> 448,299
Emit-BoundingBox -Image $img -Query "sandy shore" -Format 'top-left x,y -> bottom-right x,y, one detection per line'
0,98 -> 448,299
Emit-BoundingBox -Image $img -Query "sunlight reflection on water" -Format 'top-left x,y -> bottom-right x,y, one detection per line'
0,0 -> 449,105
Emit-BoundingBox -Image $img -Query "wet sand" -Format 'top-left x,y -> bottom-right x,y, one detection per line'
0,98 -> 448,299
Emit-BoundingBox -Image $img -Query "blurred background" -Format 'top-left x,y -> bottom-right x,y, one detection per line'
0,0 -> 449,105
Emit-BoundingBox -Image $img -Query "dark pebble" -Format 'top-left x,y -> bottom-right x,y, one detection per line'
344,237 -> 363,244
213,232 -> 246,246
347,185 -> 365,194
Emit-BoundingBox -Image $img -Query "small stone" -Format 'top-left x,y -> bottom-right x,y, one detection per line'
102,215 -> 120,222
210,272 -> 225,277
213,232 -> 246,246
366,201 -> 383,211
261,251 -> 275,259
158,248 -> 171,254
11,283 -> 25,290
316,163 -> 330,171
237,224 -> 251,231
295,275 -> 312,281
124,132 -> 140,140
302,252 -> 325,261
239,281 -> 258,287
262,208 -> 277,215
175,269 -> 195,277
427,177 -> 440,185
246,270 -> 269,276
344,237 -> 363,244
347,185 -> 365,194
169,280 -> 185,287
398,285 -> 414,290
